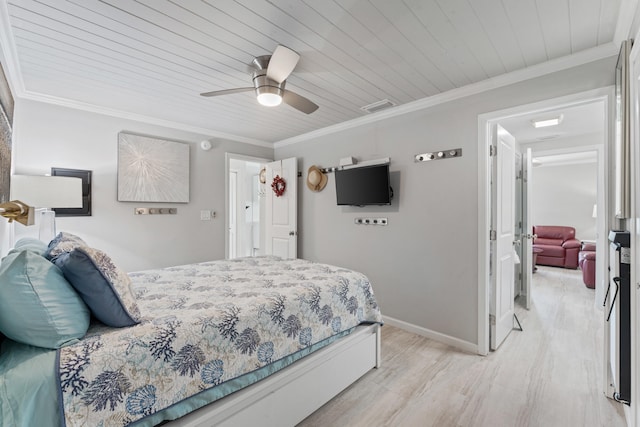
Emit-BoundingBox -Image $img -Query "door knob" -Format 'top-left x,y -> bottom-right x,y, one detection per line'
289,231 -> 296,236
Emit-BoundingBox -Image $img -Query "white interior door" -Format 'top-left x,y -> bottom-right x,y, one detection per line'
491,124 -> 517,350
522,148 -> 533,310
265,157 -> 297,259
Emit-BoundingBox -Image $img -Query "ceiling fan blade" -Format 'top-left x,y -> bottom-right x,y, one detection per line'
266,45 -> 300,83
200,87 -> 253,97
282,90 -> 319,114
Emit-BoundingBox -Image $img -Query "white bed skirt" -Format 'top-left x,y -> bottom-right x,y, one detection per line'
170,323 -> 381,427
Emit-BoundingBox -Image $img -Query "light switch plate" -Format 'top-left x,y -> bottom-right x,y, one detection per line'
200,210 -> 212,221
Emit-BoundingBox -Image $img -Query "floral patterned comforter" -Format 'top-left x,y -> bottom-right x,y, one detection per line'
57,256 -> 383,426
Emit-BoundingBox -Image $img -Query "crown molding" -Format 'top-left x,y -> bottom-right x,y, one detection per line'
0,0 -> 25,96
18,91 -> 272,148
274,43 -> 618,148
0,0 -> 269,148
614,0 -> 639,46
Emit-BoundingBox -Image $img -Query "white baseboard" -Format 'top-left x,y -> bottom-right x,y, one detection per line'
383,315 -> 479,354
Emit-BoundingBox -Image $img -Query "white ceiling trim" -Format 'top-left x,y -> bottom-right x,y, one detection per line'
0,0 -> 624,148
0,0 -> 270,147
274,42 -> 619,148
19,89 -> 271,147
0,0 -> 24,96
614,0 -> 639,45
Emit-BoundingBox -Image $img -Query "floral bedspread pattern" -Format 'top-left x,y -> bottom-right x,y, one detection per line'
57,256 -> 383,426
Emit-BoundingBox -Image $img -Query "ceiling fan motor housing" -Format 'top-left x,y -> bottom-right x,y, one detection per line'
252,69 -> 286,99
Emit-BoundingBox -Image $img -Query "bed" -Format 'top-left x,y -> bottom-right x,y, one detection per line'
0,234 -> 383,426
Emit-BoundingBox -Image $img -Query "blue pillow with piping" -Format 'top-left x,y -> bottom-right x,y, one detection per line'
55,246 -> 141,327
0,250 -> 90,348
10,238 -> 48,256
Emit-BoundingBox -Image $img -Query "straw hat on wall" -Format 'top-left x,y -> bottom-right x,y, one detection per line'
306,165 -> 328,192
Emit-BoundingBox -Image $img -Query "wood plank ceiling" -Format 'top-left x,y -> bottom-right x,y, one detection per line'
1,0 -> 624,143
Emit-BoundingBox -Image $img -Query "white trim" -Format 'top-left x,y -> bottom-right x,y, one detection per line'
383,315 -> 478,354
0,0 -> 269,148
0,0 -> 631,149
613,0 -> 639,46
274,44 -> 618,148
19,91 -> 271,148
477,87 -> 612,357
477,118 -> 492,356
0,0 -> 25,95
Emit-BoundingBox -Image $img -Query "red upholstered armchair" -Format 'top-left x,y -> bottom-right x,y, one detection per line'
579,243 -> 596,288
532,225 -> 581,269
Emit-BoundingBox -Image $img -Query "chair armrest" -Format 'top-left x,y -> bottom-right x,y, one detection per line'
562,239 -> 581,249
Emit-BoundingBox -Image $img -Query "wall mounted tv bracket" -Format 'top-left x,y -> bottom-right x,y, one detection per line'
414,148 -> 462,162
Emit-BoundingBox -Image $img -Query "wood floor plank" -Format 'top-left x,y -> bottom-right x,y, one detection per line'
298,266 -> 626,427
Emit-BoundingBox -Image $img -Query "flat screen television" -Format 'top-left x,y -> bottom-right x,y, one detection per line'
335,163 -> 392,206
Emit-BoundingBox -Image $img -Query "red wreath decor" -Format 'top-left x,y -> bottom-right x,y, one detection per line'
271,175 -> 286,197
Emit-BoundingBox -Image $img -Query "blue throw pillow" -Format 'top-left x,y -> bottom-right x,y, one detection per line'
56,247 -> 141,327
0,251 -> 90,348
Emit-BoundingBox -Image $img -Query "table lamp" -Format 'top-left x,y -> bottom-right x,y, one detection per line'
10,174 -> 82,242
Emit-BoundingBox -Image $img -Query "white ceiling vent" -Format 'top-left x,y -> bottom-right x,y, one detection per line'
361,99 -> 396,114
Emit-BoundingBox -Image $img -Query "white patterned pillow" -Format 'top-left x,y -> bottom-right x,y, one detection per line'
55,246 -> 141,327
45,232 -> 87,261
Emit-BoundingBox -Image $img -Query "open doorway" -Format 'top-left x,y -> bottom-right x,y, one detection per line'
225,153 -> 272,259
478,88 -> 611,356
499,104 -> 606,311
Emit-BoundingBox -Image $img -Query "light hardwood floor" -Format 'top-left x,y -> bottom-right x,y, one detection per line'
298,266 -> 627,427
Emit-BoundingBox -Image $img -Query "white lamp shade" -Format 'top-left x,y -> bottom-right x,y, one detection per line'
11,175 -> 83,208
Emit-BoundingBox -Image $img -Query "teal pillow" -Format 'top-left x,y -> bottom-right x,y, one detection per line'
0,251 -> 90,349
9,238 -> 48,256
56,246 -> 141,327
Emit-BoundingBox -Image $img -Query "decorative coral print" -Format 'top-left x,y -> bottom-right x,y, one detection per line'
58,256 -> 383,426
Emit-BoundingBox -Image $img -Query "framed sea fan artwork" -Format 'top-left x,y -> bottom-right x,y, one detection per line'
117,132 -> 190,203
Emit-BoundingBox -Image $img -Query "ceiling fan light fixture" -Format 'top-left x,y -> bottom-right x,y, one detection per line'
257,92 -> 282,107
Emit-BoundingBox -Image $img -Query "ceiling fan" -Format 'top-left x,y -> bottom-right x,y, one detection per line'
200,45 -> 319,114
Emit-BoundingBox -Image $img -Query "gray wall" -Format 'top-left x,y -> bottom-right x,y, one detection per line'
10,99 -> 272,271
4,57 -> 616,347
531,162 -> 598,241
276,57 -> 615,345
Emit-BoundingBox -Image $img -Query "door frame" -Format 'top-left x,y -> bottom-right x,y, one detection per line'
477,87 -> 612,356
225,152 -> 273,260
